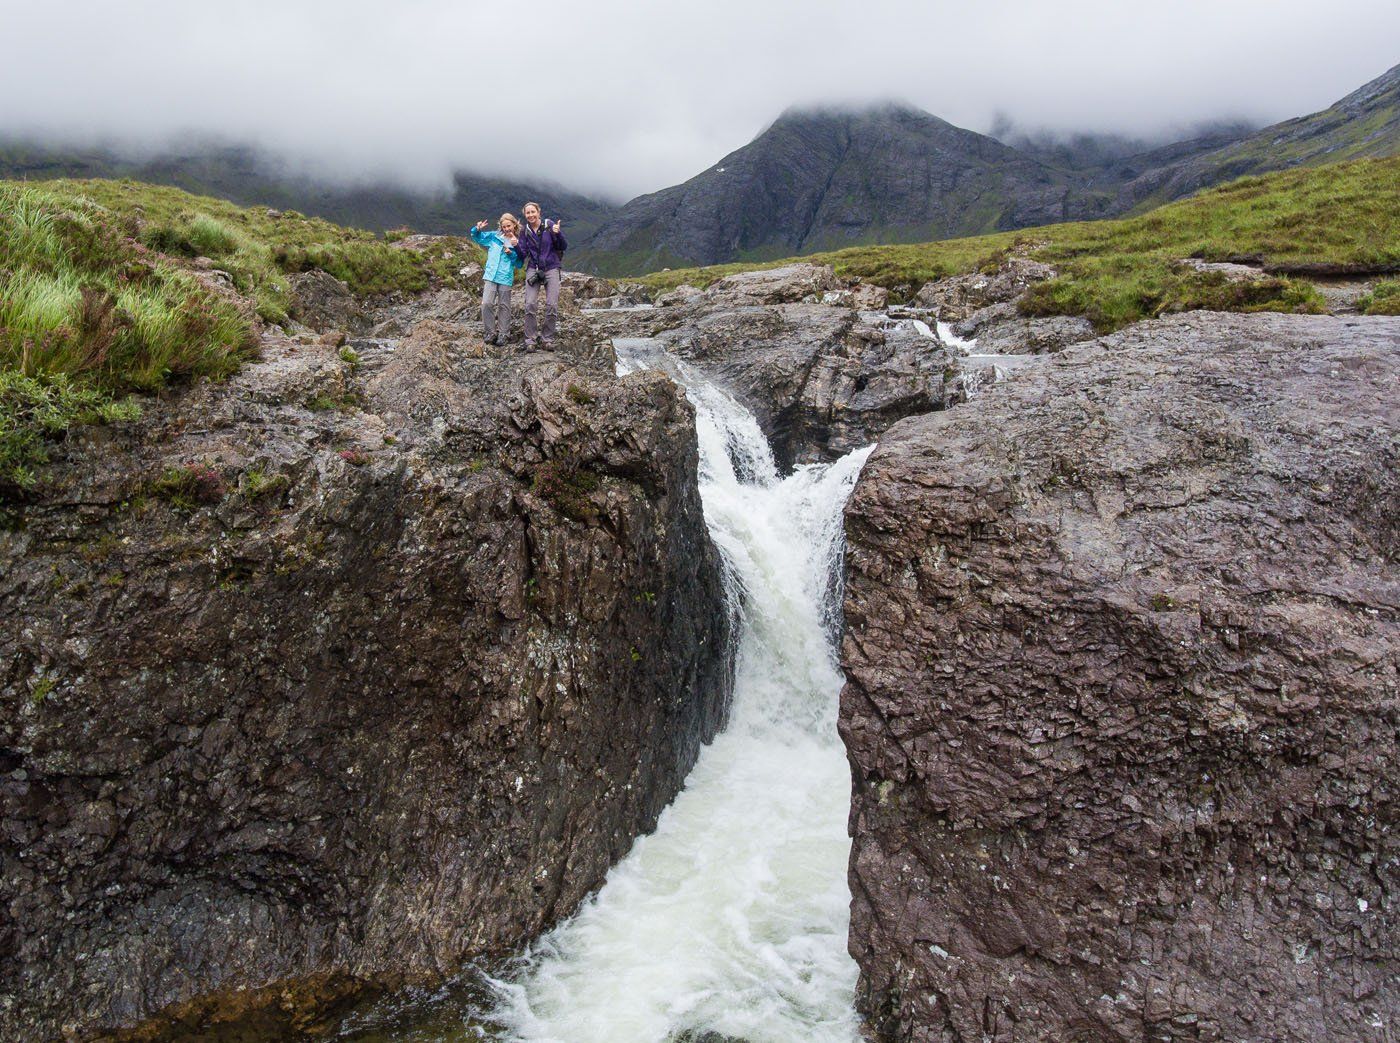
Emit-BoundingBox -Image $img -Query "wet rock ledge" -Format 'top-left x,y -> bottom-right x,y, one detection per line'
841,312 -> 1399,1041
1,295 -> 731,1039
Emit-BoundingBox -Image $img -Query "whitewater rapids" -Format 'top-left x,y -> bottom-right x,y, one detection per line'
487,340 -> 872,1043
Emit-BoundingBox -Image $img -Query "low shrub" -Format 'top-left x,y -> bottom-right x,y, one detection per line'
148,461 -> 226,510
1359,280 -> 1400,315
0,370 -> 139,495
533,457 -> 600,522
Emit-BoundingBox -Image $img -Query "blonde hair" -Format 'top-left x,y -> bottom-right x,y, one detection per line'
499,212 -> 520,235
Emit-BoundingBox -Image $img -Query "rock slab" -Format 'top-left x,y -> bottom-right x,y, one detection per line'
841,313 -> 1399,1041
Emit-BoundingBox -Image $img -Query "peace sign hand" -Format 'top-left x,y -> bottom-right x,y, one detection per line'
474,219 -> 489,231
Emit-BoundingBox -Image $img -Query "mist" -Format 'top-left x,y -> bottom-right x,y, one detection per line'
2,0 -> 1397,201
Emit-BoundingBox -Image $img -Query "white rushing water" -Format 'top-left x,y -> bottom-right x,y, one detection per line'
489,340 -> 872,1043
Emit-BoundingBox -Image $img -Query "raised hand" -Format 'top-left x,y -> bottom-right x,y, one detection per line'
475,219 -> 489,231
551,220 -> 561,234
506,235 -> 518,247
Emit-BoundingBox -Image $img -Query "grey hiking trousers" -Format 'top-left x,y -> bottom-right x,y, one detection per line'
523,267 -> 561,346
482,280 -> 512,341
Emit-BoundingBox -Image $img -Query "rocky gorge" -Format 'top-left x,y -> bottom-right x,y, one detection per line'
2,232 -> 1396,1043
588,261 -> 1399,1040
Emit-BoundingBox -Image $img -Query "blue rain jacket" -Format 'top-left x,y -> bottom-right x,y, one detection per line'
470,227 -> 523,285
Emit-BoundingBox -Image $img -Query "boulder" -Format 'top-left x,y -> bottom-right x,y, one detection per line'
287,269 -> 368,333
953,304 -> 1098,354
705,263 -> 842,305
562,271 -> 614,303
655,283 -> 703,308
841,312 -> 1400,1042
915,256 -> 1056,321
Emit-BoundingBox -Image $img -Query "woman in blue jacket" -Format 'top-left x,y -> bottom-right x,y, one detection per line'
469,213 -> 523,346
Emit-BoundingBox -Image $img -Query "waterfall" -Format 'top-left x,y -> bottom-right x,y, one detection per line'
486,339 -> 873,1043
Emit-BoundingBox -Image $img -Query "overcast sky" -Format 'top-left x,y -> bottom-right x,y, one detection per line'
2,0 -> 1397,201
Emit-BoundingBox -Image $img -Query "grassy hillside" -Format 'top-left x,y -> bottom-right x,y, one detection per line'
0,139 -> 617,243
1120,62 -> 1400,213
0,178 -> 471,499
634,157 -> 1400,329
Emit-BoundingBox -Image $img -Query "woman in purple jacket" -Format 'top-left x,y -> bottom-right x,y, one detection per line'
516,201 -> 566,348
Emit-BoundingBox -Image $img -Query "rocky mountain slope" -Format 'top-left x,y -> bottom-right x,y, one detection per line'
840,311 -> 1399,1041
5,63 -> 1396,277
1117,61 -> 1400,210
576,62 -> 1399,274
1,272 -> 732,1040
575,104 -> 1109,274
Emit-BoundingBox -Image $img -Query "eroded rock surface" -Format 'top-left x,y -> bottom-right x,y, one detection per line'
598,264 -> 960,467
914,256 -> 1056,321
841,312 -> 1399,1042
1,299 -> 731,1040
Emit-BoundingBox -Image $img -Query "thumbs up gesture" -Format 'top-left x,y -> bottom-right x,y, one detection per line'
551,220 -> 561,234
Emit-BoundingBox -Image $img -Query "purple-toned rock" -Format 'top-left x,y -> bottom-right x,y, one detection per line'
841,312 -> 1399,1042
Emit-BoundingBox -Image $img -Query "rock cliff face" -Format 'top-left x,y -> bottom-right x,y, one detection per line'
1,289 -> 732,1039
840,312 -> 1399,1041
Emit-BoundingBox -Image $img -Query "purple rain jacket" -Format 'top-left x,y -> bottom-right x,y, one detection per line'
516,220 -> 568,272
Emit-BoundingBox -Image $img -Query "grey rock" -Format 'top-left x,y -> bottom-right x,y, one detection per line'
703,263 -> 843,305
969,314 -> 1098,355
914,256 -> 1057,321
840,312 -> 1400,1042
620,271 -> 960,468
287,269 -> 368,332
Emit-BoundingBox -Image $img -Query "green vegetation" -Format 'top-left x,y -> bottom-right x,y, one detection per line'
1359,280 -> 1400,315
239,466 -> 289,500
29,674 -> 57,708
147,461 -> 226,511
0,370 -> 139,492
633,157 -> 1400,330
61,179 -> 443,319
1,184 -> 255,385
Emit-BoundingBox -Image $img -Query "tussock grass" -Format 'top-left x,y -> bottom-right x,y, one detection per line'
634,157 -> 1400,330
1359,280 -> 1400,315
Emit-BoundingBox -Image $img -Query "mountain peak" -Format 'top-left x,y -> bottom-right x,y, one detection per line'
771,100 -> 938,127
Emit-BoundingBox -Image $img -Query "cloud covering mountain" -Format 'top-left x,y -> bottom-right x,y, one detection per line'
2,0 -> 1398,199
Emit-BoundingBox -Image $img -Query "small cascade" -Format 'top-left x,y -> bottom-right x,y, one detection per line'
485,338 -> 873,1043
